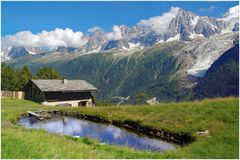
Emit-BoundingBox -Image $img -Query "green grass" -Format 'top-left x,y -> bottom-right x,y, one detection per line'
1,97 -> 239,158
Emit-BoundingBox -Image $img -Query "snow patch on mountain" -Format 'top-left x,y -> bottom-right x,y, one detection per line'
187,32 -> 237,77
79,47 -> 101,56
1,52 -> 10,61
7,46 -> 13,51
191,16 -> 199,28
121,43 -> 144,51
222,5 -> 239,21
166,34 -> 180,42
189,33 -> 204,39
221,5 -> 239,33
26,48 -> 36,55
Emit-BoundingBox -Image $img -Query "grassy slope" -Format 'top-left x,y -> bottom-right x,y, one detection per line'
9,42 -> 185,101
1,97 -> 239,158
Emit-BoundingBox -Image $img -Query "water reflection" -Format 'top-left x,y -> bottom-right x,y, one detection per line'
18,116 -> 176,152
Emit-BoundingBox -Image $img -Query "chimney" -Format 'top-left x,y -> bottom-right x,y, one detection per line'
62,78 -> 68,84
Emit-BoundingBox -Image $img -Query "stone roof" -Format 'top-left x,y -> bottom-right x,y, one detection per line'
31,79 -> 97,92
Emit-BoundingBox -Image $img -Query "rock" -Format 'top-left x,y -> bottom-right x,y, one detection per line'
197,130 -> 209,135
108,112 -> 112,117
146,97 -> 159,105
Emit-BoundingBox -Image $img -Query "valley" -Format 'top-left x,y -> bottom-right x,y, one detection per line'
5,31 -> 239,101
1,2 -> 239,159
2,4 -> 239,102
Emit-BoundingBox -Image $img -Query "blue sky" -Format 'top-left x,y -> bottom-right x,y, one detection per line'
1,1 -> 239,36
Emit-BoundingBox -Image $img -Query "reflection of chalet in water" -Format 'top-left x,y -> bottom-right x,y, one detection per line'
25,79 -> 97,107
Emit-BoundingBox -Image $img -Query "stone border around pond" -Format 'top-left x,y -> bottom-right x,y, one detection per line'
21,110 -> 196,146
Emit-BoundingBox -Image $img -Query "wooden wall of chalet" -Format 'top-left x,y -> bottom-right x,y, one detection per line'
25,81 -> 45,103
44,91 -> 94,102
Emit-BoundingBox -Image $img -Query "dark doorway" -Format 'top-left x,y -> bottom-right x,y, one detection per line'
78,101 -> 87,107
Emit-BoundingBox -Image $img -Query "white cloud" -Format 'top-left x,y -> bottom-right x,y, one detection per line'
87,26 -> 103,33
2,28 -> 87,48
105,25 -> 123,40
137,7 -> 180,34
199,5 -> 217,12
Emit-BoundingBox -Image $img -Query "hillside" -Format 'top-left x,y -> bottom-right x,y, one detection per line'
8,41 -> 186,101
193,44 -> 239,99
1,98 -> 239,158
2,5 -> 239,102
6,32 -> 238,102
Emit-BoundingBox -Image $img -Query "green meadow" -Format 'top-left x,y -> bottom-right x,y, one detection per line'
1,97 -> 239,158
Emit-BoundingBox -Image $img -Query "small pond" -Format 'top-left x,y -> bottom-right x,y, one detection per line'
18,116 -> 176,152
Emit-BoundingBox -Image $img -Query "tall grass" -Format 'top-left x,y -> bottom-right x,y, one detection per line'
1,97 -> 239,158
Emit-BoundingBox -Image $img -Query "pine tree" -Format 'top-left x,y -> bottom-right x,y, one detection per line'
1,63 -> 19,91
134,92 -> 149,104
35,67 -> 62,79
17,65 -> 32,90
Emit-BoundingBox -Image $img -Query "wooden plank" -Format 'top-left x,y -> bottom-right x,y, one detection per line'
27,111 -> 41,118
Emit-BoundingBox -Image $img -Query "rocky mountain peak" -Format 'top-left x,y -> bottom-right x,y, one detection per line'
222,5 -> 239,21
55,46 -> 77,53
6,46 -> 29,59
1,5 -> 239,61
221,5 -> 239,32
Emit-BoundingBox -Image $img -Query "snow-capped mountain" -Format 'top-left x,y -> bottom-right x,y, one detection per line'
221,5 -> 239,32
222,5 -> 239,21
2,5 -> 239,102
164,9 -> 226,41
1,5 -> 239,61
1,46 -> 44,61
88,5 -> 238,50
83,30 -> 107,52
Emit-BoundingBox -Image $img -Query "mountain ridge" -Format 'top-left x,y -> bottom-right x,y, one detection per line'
1,5 -> 239,60
1,5 -> 239,101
